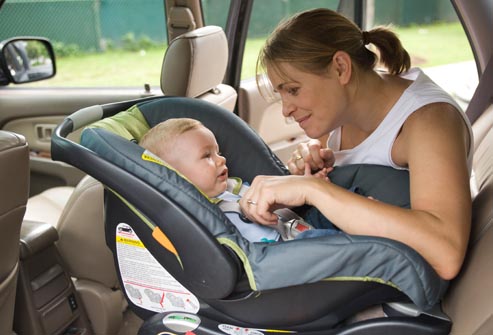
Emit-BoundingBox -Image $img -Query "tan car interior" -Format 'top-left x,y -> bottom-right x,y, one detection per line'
13,0 -> 493,333
0,131 -> 29,335
21,26 -> 236,335
442,1 -> 493,332
442,66 -> 493,334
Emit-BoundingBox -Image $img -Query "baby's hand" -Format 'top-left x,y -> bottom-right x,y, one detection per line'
303,163 -> 332,182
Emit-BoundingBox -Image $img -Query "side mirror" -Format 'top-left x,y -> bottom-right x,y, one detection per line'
0,37 -> 56,85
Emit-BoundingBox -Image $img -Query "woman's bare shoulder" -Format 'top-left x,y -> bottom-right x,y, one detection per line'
393,102 -> 469,166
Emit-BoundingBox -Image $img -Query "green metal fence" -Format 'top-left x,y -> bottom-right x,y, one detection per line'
0,0 -> 459,53
0,0 -> 167,52
0,0 -> 101,50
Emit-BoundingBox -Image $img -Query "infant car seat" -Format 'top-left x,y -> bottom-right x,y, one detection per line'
51,96 -> 452,334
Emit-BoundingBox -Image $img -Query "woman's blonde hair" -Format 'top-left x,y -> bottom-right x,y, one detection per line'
257,8 -> 410,91
140,118 -> 203,160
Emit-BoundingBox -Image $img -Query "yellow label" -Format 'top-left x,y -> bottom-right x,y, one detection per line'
116,236 -> 145,247
141,151 -> 165,165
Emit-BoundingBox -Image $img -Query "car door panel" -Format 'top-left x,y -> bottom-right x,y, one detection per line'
0,87 -> 161,195
4,116 -> 76,153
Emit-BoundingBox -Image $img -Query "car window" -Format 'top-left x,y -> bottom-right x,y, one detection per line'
241,0 -> 477,110
0,0 -> 234,89
368,0 -> 477,110
0,0 -> 167,88
241,0 -> 341,80
202,0 -> 230,30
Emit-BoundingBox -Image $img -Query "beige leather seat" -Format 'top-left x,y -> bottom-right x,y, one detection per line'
0,131 -> 29,335
443,89 -> 493,333
161,25 -> 237,111
24,25 -> 236,334
443,111 -> 493,333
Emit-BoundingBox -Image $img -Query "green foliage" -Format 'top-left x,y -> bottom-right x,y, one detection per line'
52,41 -> 82,58
121,33 -> 159,52
101,38 -> 116,51
52,33 -> 164,59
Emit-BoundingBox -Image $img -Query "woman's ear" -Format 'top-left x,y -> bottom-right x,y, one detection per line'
332,51 -> 352,85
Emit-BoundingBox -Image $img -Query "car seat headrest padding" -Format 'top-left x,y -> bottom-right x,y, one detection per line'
161,26 -> 228,97
87,103 -> 150,142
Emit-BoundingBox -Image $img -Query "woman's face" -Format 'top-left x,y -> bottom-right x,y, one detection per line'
267,62 -> 348,139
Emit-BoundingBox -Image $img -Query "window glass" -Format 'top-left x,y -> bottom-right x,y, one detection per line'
241,0 -> 340,79
242,0 -> 477,110
368,0 -> 477,110
202,0 -> 230,30
0,0 -> 167,87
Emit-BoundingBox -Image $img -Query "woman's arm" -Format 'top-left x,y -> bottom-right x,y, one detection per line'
240,103 -> 471,280
311,104 -> 471,279
394,103 -> 471,278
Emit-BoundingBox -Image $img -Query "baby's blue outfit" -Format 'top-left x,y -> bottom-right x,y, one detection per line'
216,178 -> 346,242
216,179 -> 281,242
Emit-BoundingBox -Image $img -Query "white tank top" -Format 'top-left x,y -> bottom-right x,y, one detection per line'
327,68 -> 473,173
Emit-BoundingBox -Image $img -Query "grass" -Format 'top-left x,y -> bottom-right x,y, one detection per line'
24,22 -> 474,88
51,48 -> 165,87
395,22 -> 474,67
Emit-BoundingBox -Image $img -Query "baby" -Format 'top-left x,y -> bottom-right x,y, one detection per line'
139,118 -> 330,242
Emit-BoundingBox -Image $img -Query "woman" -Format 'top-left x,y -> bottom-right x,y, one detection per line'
239,8 -> 473,280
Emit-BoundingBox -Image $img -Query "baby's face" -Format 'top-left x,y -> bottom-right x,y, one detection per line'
167,126 -> 228,197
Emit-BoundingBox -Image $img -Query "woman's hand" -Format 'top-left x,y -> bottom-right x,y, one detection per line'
240,163 -> 331,225
288,139 -> 335,175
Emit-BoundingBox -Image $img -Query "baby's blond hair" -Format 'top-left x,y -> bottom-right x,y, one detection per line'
140,118 -> 203,160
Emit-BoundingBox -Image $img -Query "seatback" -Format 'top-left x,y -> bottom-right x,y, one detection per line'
0,131 -> 29,335
55,175 -> 125,334
442,57 -> 493,333
161,25 -> 237,111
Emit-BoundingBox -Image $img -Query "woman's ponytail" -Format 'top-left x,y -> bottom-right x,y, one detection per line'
365,27 -> 411,75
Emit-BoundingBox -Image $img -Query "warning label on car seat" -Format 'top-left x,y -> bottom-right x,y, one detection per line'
116,223 -> 200,314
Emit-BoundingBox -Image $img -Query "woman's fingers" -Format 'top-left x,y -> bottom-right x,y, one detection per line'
320,147 -> 335,168
240,196 -> 278,225
307,140 -> 325,169
239,177 -> 284,225
288,141 -> 318,174
288,149 -> 305,174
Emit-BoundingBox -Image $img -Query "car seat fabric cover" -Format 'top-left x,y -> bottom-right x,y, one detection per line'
80,97 -> 448,311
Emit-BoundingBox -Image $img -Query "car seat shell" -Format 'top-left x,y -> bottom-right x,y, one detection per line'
51,97 -> 451,333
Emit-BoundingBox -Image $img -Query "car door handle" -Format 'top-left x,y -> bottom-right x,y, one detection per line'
35,124 -> 57,142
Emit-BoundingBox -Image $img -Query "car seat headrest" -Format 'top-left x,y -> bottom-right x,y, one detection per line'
161,26 -> 228,97
85,104 -> 150,142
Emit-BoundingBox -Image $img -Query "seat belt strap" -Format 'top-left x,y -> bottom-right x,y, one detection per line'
217,200 -> 243,213
217,201 -> 314,241
466,55 -> 493,125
